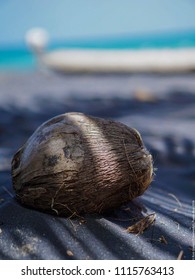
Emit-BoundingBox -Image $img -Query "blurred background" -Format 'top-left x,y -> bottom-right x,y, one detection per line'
0,0 -> 195,70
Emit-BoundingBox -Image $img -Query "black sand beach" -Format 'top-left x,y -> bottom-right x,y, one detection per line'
0,71 -> 195,259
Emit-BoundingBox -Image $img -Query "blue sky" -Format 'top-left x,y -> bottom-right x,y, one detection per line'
1,0 -> 195,47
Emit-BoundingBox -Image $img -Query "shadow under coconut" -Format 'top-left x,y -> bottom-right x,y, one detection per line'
0,191 -> 146,260
0,166 -> 192,260
0,194 -> 191,260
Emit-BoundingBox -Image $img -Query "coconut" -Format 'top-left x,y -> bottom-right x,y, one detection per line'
12,112 -> 153,216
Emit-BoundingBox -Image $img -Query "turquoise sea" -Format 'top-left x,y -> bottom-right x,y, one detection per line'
0,29 -> 195,70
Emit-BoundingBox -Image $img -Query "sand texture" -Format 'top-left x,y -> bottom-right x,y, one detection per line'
0,71 -> 194,259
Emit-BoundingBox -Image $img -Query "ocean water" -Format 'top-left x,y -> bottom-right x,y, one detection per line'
0,29 -> 195,70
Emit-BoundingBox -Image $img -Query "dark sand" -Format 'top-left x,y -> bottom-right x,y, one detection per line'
0,71 -> 195,259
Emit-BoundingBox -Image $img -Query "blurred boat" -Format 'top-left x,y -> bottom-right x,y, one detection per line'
40,48 -> 195,73
26,28 -> 195,73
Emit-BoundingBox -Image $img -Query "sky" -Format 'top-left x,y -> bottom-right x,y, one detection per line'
0,0 -> 195,47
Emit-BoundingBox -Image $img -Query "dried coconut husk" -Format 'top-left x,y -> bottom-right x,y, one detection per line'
11,112 -> 153,217
126,213 -> 156,234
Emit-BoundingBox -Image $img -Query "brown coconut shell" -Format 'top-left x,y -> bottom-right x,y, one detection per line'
12,112 -> 153,217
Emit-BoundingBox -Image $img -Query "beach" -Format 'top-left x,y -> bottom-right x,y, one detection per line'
0,70 -> 195,259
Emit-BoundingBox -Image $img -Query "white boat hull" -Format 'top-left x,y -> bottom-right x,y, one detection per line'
40,48 -> 195,73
